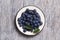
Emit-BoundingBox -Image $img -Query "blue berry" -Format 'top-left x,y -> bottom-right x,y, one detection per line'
25,9 -> 29,13
23,29 -> 26,32
18,18 -> 21,21
39,21 -> 42,25
33,9 -> 36,13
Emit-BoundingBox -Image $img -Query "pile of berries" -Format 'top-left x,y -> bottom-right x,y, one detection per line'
18,9 -> 42,32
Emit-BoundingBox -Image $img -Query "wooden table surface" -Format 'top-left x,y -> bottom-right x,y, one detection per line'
0,0 -> 60,40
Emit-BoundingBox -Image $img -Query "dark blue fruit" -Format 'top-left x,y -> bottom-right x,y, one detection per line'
23,29 -> 26,32
18,9 -> 42,32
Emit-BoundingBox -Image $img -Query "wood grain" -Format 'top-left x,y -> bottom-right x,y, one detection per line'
0,0 -> 60,40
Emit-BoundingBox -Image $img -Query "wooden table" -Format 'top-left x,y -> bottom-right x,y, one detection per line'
0,0 -> 60,40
